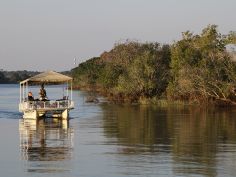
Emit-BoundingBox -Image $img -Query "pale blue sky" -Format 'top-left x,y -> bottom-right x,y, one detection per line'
0,0 -> 235,71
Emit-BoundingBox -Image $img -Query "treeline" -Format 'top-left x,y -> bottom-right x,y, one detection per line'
72,25 -> 236,104
0,70 -> 40,84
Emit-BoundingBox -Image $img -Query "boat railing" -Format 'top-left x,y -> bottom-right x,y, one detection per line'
19,100 -> 74,111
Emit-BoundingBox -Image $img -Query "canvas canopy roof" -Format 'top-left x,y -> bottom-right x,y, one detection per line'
20,71 -> 72,84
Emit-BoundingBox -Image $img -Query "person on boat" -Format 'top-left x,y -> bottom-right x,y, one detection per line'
28,92 -> 34,101
39,84 -> 47,101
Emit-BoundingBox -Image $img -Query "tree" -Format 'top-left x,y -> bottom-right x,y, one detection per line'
72,41 -> 171,102
116,44 -> 171,99
0,72 -> 7,83
168,25 -> 236,104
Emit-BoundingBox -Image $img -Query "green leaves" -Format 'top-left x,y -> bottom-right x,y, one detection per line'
168,25 -> 236,103
72,41 -> 171,101
72,25 -> 236,104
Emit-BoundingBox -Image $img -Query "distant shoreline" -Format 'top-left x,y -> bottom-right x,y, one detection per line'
0,70 -> 71,84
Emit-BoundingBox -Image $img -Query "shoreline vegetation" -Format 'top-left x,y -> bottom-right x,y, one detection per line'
71,25 -> 236,106
0,70 -> 40,84
1,25 -> 236,106
0,71 -> 70,84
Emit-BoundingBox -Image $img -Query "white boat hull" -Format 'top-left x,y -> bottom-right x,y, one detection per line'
19,100 -> 74,119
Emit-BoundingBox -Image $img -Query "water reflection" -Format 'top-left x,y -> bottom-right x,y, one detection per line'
19,118 -> 74,173
102,105 -> 171,148
101,105 -> 236,177
170,107 -> 236,177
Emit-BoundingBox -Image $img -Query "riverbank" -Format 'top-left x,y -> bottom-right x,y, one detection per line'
73,85 -> 236,107
71,26 -> 236,106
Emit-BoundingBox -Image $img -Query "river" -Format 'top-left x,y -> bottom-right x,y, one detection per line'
0,84 -> 236,177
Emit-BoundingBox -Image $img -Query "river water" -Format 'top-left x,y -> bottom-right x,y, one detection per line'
0,84 -> 236,177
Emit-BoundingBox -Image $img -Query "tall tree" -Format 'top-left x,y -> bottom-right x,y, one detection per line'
168,25 -> 236,104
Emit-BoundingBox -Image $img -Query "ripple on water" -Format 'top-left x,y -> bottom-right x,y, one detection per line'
0,110 -> 21,119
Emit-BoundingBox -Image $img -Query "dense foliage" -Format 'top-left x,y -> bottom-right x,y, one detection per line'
167,25 -> 236,104
72,42 -> 171,102
72,25 -> 236,104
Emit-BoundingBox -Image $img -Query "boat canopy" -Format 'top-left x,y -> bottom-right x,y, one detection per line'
20,71 -> 72,85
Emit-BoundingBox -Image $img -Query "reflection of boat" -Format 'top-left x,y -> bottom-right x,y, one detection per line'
19,71 -> 74,119
19,118 -> 73,161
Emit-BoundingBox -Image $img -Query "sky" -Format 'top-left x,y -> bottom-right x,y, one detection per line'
0,0 -> 236,71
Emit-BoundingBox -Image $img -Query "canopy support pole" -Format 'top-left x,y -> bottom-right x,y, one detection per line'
71,80 -> 73,101
20,83 -> 22,103
23,83 -> 25,101
67,81 -> 69,98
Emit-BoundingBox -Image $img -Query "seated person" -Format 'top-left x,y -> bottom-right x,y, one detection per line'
63,96 -> 68,100
28,92 -> 34,101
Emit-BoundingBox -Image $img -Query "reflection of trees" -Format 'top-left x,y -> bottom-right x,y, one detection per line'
101,104 -> 236,177
169,107 -> 236,177
102,105 -> 171,152
19,118 -> 73,161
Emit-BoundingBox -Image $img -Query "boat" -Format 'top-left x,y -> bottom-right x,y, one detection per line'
19,71 -> 74,119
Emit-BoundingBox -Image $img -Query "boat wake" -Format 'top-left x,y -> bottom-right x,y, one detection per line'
0,110 -> 21,119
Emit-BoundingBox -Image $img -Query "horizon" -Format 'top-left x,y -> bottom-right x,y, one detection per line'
0,0 -> 235,72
